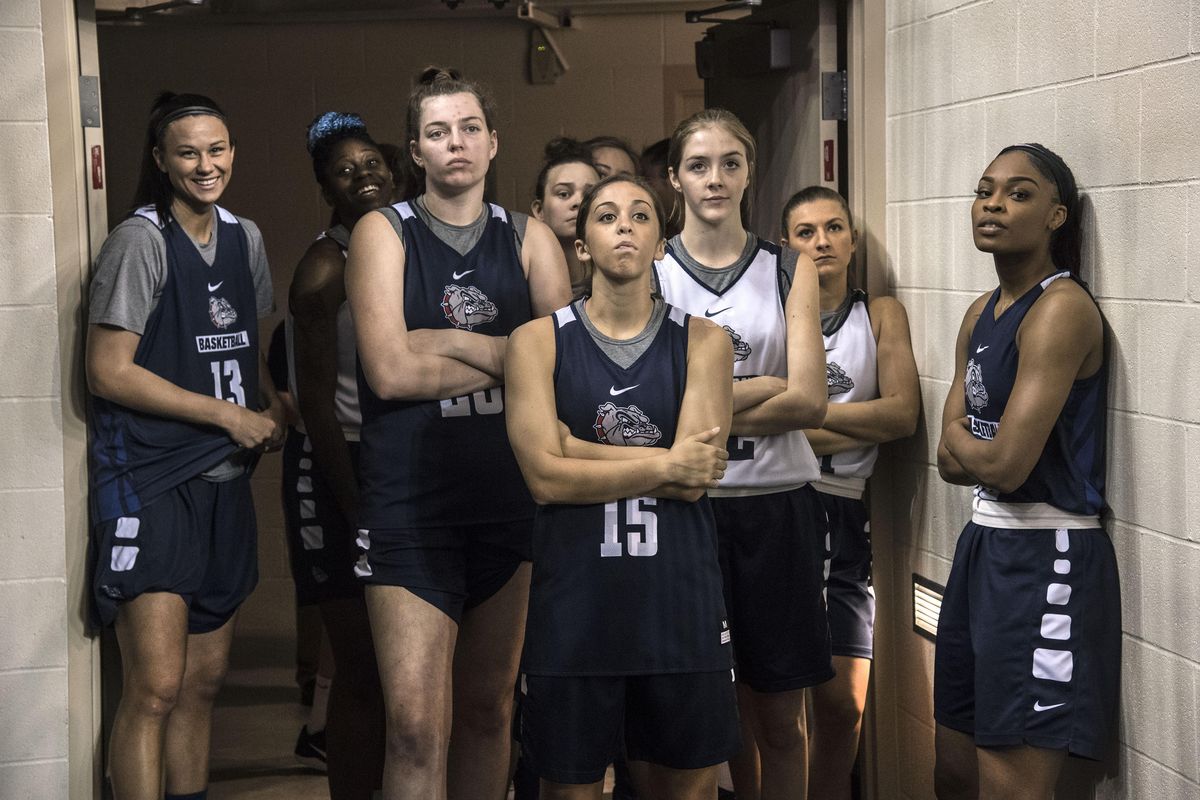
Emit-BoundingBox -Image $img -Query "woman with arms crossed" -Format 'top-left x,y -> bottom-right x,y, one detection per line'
87,92 -> 284,800
345,68 -> 570,800
285,111 -> 395,798
653,109 -> 828,800
507,174 -> 738,800
935,144 -> 1118,800
780,186 -> 920,799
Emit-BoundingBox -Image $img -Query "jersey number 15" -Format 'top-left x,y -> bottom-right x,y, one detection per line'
601,497 -> 658,558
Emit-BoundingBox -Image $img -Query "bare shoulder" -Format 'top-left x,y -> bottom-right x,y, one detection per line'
511,315 -> 556,350
1025,277 -> 1102,338
290,238 -> 347,316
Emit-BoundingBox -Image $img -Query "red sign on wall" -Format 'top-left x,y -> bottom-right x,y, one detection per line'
92,145 -> 104,190
823,139 -> 835,183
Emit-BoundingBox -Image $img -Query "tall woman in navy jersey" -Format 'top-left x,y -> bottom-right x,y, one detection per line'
935,145 -> 1118,799
287,111 -> 395,799
780,186 -> 920,799
652,109 -> 827,800
345,68 -> 570,799
506,175 -> 738,800
87,92 -> 285,800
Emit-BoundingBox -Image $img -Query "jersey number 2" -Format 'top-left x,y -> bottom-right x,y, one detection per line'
601,497 -> 658,557
209,359 -> 246,406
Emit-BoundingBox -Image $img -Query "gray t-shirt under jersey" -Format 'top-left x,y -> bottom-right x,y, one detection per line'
410,194 -> 529,256
574,295 -> 668,370
663,232 -> 800,300
88,210 -> 274,480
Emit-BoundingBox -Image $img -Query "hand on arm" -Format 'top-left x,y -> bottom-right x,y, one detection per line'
937,292 -> 990,485
942,286 -> 1102,493
820,297 -> 921,444
505,319 -> 729,505
87,324 -> 279,450
345,211 -> 498,401
732,255 -> 828,435
289,240 -> 359,524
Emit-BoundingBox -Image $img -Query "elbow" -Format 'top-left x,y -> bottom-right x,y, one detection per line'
525,474 -> 566,506
801,395 -> 828,429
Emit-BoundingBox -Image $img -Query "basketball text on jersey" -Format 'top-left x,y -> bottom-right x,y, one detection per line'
722,325 -> 752,362
969,415 -> 998,440
827,362 -> 854,395
441,283 -> 498,330
593,402 -> 663,446
195,331 -> 250,353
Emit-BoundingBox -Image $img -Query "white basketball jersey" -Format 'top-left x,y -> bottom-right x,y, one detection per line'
815,292 -> 878,498
654,238 -> 820,495
285,229 -> 362,440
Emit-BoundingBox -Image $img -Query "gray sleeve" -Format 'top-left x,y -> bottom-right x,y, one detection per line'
778,245 -> 800,303
510,209 -> 529,253
87,218 -> 167,334
237,216 -> 274,317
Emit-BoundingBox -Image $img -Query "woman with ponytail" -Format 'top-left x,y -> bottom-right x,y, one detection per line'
346,68 -> 570,799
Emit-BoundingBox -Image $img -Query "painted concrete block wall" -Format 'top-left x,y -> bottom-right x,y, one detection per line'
882,0 -> 1200,796
0,1 -> 70,797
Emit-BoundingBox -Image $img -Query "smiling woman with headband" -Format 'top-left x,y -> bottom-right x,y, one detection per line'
934,143 -> 1118,800
86,90 -> 284,800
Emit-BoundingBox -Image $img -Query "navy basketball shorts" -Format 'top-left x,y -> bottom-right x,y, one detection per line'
815,489 -> 875,660
933,522 -> 1121,760
281,429 -> 362,606
91,473 -> 258,634
355,519 -> 532,623
712,484 -> 834,692
520,669 -> 740,784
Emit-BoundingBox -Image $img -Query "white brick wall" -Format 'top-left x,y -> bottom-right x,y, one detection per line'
883,0 -> 1200,795
0,2 -> 69,799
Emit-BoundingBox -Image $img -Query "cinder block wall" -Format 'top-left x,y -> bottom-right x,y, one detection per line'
0,0 -> 70,796
878,0 -> 1200,796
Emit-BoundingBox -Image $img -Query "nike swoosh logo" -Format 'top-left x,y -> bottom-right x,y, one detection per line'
609,384 -> 640,396
452,269 -> 476,280
705,306 -> 732,318
207,281 -> 223,292
1033,701 -> 1065,712
975,344 -> 990,353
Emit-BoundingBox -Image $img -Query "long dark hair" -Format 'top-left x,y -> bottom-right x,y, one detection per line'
131,91 -> 228,226
997,143 -> 1081,275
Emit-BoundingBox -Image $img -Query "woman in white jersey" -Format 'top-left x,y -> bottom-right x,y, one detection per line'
781,186 -> 920,799
285,111 -> 395,798
652,108 -> 828,800
346,68 -> 570,799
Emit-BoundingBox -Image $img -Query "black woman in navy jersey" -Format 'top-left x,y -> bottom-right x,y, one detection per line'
286,111 -> 395,798
87,92 -> 285,800
506,175 -> 738,800
653,109 -> 828,800
345,68 -> 570,800
781,187 -> 920,800
935,145 -> 1118,799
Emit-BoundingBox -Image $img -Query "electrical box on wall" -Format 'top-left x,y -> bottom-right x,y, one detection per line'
695,26 -> 789,79
528,28 -> 566,84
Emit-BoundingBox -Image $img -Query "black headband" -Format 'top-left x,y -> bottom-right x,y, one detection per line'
1000,143 -> 1076,206
155,106 -> 225,139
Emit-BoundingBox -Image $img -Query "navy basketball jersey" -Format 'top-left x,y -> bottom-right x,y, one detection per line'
964,271 -> 1106,515
357,201 -> 535,528
654,238 -> 820,493
816,291 -> 879,498
90,206 -> 259,522
522,302 -> 732,676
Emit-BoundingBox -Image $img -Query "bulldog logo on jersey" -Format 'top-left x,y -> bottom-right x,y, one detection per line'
965,358 -> 989,411
208,296 -> 238,329
441,284 -> 499,330
827,362 -> 854,396
721,325 -> 752,362
593,402 -> 663,447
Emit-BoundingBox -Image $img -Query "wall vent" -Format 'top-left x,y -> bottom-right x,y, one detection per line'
912,573 -> 944,643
